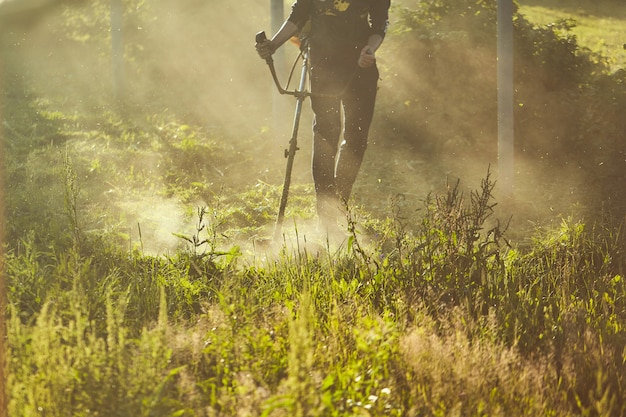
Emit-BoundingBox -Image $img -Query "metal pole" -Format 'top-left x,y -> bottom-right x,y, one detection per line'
497,0 -> 514,197
111,0 -> 125,102
274,51 -> 309,241
270,0 -> 285,75
270,0 -> 284,36
270,0 -> 286,134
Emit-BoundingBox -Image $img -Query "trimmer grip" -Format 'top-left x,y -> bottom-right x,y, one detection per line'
256,31 -> 273,64
256,31 -> 267,44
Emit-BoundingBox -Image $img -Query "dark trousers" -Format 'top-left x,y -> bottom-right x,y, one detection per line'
310,64 -> 379,222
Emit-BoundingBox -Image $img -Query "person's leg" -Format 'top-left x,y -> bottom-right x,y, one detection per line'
335,65 -> 379,202
311,94 -> 342,227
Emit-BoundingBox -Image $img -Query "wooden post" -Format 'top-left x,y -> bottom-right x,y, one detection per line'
497,0 -> 514,197
110,0 -> 125,102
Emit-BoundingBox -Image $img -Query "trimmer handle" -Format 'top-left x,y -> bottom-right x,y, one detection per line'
255,31 -> 267,44
256,31 -> 274,65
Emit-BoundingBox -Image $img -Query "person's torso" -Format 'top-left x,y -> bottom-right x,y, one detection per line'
308,0 -> 372,53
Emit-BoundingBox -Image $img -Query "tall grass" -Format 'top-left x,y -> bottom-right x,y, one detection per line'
3,1 -> 626,415
5,172 -> 625,416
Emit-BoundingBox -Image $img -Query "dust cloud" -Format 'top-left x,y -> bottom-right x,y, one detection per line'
2,0 -> 277,132
2,0 -> 624,255
1,0 -> 300,255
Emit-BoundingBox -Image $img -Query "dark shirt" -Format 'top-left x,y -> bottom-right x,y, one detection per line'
287,0 -> 390,61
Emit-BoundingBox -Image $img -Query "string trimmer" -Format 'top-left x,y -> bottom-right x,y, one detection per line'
256,31 -> 313,241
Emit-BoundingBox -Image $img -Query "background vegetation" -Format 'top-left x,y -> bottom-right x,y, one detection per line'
1,0 -> 625,415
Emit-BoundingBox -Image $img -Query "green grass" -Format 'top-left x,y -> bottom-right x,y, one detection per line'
518,0 -> 626,71
5,174 -> 626,416
3,0 -> 626,415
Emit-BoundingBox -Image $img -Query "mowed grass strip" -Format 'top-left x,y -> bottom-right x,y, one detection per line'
518,0 -> 626,72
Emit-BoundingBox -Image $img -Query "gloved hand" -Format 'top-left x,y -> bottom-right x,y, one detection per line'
358,45 -> 376,68
256,39 -> 274,61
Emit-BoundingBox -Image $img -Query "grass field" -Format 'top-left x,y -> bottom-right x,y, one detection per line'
3,1 -> 626,415
518,0 -> 626,71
